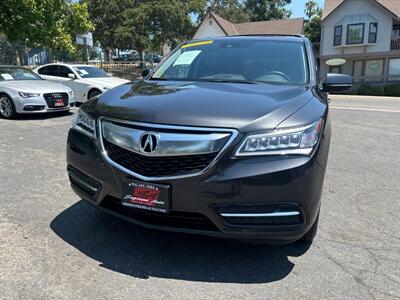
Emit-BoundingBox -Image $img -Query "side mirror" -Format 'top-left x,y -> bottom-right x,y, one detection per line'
322,73 -> 352,93
68,73 -> 76,79
141,69 -> 152,78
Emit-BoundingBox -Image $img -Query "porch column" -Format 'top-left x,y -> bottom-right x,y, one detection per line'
383,56 -> 390,85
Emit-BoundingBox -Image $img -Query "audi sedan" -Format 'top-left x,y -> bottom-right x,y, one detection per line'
67,35 -> 352,244
0,65 -> 74,119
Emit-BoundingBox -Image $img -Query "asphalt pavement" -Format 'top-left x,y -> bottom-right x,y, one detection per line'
0,95 -> 399,299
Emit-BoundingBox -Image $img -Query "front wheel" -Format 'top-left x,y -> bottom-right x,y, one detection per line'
0,94 -> 16,119
88,89 -> 102,100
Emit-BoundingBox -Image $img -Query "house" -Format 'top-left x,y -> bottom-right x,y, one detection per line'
193,11 -> 304,40
319,0 -> 400,86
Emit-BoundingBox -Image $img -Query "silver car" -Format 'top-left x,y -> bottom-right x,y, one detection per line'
0,65 -> 75,119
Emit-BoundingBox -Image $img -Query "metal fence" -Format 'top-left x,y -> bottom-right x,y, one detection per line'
69,62 -> 147,81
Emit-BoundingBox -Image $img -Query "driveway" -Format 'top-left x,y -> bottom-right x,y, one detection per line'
0,95 -> 399,299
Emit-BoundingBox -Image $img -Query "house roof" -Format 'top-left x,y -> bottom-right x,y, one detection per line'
322,0 -> 400,21
208,11 -> 304,36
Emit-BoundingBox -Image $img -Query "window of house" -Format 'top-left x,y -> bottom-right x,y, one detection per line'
346,23 -> 365,45
353,60 -> 363,77
365,59 -> 384,77
329,66 -> 342,74
389,58 -> 400,75
368,23 -> 378,43
333,25 -> 342,46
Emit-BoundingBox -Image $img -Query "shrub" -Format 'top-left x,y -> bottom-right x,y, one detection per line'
357,85 -> 385,96
384,84 -> 400,97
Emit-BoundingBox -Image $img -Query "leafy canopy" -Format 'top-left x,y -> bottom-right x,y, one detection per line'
0,0 -> 93,53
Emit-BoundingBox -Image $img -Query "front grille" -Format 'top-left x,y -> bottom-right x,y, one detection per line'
103,139 -> 218,177
43,93 -> 68,108
102,197 -> 219,231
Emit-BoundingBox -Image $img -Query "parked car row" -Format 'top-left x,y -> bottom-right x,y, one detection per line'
0,63 -> 129,119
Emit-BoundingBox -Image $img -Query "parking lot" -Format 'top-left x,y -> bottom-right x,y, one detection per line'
0,95 -> 399,299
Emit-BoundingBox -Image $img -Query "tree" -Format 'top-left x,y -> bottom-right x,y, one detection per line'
87,0 -> 131,60
121,0 -> 205,53
304,0 -> 319,20
244,0 -> 291,22
0,0 -> 93,56
205,0 -> 249,23
304,7 -> 322,42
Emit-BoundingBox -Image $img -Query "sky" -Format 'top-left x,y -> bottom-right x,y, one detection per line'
289,0 -> 325,18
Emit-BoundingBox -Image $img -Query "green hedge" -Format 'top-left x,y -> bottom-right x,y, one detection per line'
357,85 -> 385,96
352,84 -> 400,96
384,84 -> 400,97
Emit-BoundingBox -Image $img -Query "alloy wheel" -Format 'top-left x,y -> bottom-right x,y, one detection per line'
0,96 -> 13,118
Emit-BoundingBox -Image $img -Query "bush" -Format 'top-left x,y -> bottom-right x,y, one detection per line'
357,85 -> 385,96
384,84 -> 400,97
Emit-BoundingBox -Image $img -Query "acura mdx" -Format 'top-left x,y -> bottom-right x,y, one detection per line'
67,35 -> 352,244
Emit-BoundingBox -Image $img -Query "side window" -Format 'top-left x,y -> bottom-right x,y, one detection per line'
59,66 -> 73,78
38,66 -> 49,75
40,65 -> 59,76
333,25 -> 342,46
368,22 -> 378,43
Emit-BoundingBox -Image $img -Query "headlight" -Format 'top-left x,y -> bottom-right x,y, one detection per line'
235,119 -> 324,157
19,92 -> 40,98
71,109 -> 96,138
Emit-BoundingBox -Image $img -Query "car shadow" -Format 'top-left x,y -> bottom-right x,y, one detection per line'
10,110 -> 74,121
50,200 -> 311,284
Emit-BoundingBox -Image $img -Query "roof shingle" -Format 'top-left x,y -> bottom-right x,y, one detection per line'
208,12 -> 304,36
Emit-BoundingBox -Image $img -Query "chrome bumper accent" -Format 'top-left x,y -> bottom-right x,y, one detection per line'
220,211 -> 300,217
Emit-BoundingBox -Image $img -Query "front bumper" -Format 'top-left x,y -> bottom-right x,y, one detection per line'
14,94 -> 74,114
66,126 -> 330,243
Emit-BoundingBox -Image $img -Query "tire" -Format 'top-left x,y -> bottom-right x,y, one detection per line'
88,89 -> 102,100
300,211 -> 319,243
0,94 -> 17,119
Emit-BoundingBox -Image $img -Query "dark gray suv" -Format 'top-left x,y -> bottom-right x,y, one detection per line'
67,35 -> 352,244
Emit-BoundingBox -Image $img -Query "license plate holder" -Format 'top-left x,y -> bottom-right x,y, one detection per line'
54,99 -> 65,107
121,179 -> 170,214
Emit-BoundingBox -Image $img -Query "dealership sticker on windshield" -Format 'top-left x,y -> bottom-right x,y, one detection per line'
173,50 -> 201,66
182,40 -> 213,49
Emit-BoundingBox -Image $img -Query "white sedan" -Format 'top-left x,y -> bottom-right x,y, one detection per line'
0,65 -> 75,119
34,63 -> 129,104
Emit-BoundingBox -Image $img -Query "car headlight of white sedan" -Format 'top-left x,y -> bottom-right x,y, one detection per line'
19,92 -> 40,98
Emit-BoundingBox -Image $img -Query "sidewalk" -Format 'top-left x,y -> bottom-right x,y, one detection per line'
329,94 -> 400,101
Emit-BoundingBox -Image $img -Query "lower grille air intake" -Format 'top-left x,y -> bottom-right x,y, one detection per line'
67,166 -> 101,198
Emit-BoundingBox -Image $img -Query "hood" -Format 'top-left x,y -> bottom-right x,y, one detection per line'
1,80 -> 71,93
80,77 -> 129,88
92,80 -> 313,132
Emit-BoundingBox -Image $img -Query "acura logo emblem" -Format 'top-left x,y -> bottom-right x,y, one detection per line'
140,133 -> 158,153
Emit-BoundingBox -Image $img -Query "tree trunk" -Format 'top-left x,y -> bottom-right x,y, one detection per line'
15,49 -> 21,66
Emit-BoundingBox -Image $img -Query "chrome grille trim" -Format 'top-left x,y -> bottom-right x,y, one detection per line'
102,120 -> 231,157
98,117 -> 239,181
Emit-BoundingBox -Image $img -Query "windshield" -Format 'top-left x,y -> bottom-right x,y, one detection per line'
73,66 -> 110,78
151,39 -> 308,85
0,67 -> 43,81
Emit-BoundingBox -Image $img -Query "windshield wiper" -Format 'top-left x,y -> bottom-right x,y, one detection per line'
148,77 -> 169,81
197,79 -> 258,84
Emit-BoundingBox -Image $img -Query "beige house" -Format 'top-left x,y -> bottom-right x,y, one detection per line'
319,0 -> 400,86
193,11 -> 304,39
